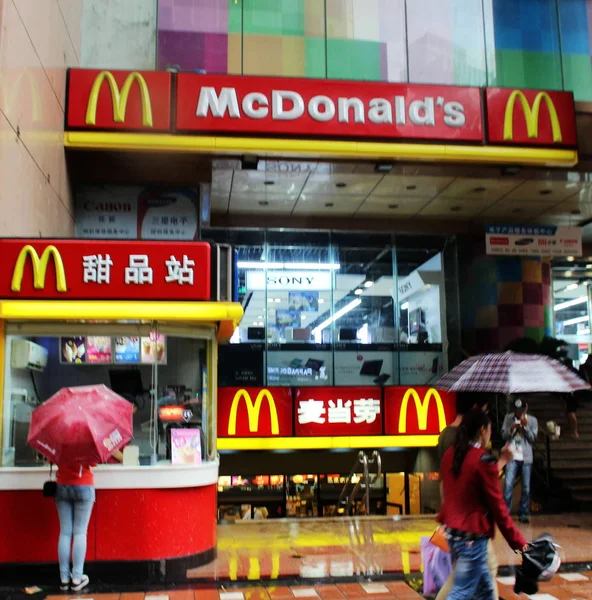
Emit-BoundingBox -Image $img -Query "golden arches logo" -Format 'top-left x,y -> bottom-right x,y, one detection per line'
11,245 -> 67,293
398,388 -> 447,434
228,389 -> 279,436
503,90 -> 562,143
0,69 -> 42,122
85,71 -> 154,127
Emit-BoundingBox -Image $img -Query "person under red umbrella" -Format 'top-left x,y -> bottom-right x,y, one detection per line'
27,385 -> 133,591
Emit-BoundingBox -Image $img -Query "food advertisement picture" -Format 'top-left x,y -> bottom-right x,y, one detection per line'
171,429 -> 202,465
115,337 -> 140,363
61,337 -> 86,364
140,333 -> 167,364
86,337 -> 113,364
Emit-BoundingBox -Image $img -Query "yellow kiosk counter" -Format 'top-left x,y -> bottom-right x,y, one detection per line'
0,238 -> 242,582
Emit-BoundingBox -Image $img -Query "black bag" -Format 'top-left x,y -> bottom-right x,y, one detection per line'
515,534 -> 561,595
43,464 -> 57,498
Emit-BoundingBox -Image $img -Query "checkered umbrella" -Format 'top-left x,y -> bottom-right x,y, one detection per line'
436,352 -> 591,394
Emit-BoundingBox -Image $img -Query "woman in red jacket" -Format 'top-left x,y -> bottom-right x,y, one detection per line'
439,408 -> 529,599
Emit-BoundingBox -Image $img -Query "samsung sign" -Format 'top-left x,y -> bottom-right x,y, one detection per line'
246,270 -> 332,291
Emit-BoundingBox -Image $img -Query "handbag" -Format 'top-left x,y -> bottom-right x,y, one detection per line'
43,464 -> 57,498
430,525 -> 450,553
421,536 -> 453,596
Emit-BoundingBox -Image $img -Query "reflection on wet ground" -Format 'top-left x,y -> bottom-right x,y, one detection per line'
188,514 -> 592,581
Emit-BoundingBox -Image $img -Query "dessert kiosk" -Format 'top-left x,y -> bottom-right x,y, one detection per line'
0,238 -> 242,582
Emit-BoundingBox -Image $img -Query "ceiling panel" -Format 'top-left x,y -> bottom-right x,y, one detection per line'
541,200 -> 592,220
419,197 -> 493,218
437,178 -> 523,201
211,169 -> 233,194
301,173 -> 380,196
478,199 -> 555,221
231,171 -> 308,195
293,195 -> 365,216
371,175 -> 454,198
229,194 -> 297,214
503,180 -> 588,203
356,198 -> 430,216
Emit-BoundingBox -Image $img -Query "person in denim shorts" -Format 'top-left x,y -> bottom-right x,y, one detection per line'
55,463 -> 96,592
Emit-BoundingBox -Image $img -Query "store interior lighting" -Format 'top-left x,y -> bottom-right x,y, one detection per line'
561,315 -> 590,326
312,298 -> 362,337
237,261 -> 341,270
401,302 -> 409,311
554,296 -> 588,311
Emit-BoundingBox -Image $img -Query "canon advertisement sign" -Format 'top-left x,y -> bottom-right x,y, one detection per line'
176,74 -> 484,142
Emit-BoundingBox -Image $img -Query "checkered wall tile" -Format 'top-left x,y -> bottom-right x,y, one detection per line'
462,256 -> 552,354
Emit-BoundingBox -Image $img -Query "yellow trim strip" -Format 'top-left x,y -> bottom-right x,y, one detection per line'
0,300 -> 243,326
217,435 -> 439,450
64,132 -> 578,167
0,320 -> 5,458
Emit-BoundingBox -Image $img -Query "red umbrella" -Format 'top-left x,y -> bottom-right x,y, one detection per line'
27,384 -> 134,465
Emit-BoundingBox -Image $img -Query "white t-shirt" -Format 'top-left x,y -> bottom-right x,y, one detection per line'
511,418 -> 524,461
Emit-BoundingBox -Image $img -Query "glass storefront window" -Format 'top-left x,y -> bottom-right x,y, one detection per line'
209,228 -> 452,387
1,323 -> 215,468
553,277 -> 592,365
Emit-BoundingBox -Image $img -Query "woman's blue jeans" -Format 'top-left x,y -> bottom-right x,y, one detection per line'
447,537 -> 496,600
55,484 -> 95,582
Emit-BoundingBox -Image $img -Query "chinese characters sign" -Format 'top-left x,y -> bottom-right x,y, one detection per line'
485,225 -> 582,257
0,240 -> 210,300
217,386 -> 455,440
295,387 -> 382,436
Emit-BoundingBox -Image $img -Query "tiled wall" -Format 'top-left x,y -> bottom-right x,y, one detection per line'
156,0 -> 592,101
462,255 -> 553,354
0,0 -> 82,237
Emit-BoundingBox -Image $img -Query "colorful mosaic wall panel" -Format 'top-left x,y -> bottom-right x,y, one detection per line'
157,0 -> 592,100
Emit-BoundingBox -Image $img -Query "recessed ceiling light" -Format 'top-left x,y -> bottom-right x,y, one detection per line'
318,298 -> 325,304
267,298 -> 274,303
587,264 -> 592,269
259,200 -> 269,206
354,288 -> 364,295
364,281 -> 374,288
301,314 -> 307,319
451,206 -> 462,212
406,185 -> 417,191
388,204 -> 399,209
325,202 -> 334,207
571,209 -> 582,215
512,208 -> 522,213
263,180 -> 275,185
257,315 -> 263,319
567,256 -> 575,262
539,189 -> 552,196
335,182 -> 348,188
473,186 -> 486,193
274,298 -> 281,302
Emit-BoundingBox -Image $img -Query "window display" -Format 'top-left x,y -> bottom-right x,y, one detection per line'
1,326 -> 211,468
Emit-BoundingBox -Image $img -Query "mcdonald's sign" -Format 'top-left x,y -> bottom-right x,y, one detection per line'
67,69 -> 172,132
11,245 -> 67,293
384,386 -> 455,436
486,88 -> 577,147
218,387 -> 293,438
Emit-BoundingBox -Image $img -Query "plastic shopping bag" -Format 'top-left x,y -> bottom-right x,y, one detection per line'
421,536 -> 453,596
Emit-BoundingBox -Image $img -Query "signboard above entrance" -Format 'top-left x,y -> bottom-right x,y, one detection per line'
64,69 -> 579,166
0,240 -> 211,300
175,74 -> 484,142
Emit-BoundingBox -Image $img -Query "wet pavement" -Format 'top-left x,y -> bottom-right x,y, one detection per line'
188,514 -> 592,581
6,515 -> 592,599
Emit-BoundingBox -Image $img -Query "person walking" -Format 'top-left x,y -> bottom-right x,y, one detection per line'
55,463 -> 96,591
502,397 -> 538,523
436,396 -> 513,600
439,408 -> 528,599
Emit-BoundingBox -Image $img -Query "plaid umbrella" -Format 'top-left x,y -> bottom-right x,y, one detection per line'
436,352 -> 591,394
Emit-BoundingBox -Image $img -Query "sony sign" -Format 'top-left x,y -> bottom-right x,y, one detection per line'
246,270 -> 332,291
